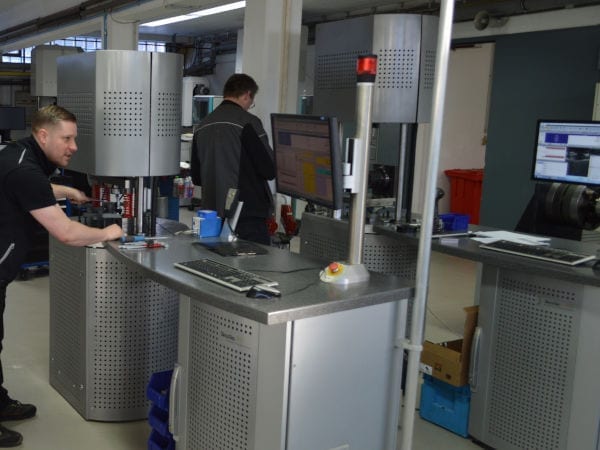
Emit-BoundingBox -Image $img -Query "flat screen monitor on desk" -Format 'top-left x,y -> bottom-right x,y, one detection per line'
271,113 -> 343,210
0,106 -> 26,142
532,120 -> 600,186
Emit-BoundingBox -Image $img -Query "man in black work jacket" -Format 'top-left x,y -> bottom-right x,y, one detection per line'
191,73 -> 275,245
0,105 -> 123,447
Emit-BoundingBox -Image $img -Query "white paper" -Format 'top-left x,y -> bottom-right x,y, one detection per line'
472,230 -> 550,245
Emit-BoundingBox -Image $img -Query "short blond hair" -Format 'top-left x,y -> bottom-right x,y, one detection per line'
31,105 -> 76,133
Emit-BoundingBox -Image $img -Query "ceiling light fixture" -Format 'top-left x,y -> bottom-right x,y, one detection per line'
141,1 -> 246,27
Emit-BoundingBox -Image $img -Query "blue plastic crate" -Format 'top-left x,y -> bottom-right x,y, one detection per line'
147,370 -> 173,411
148,405 -> 170,437
440,213 -> 470,232
148,429 -> 175,450
419,374 -> 471,437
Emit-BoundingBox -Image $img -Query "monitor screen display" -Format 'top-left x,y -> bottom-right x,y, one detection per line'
532,120 -> 600,187
271,114 -> 343,210
0,106 -> 26,131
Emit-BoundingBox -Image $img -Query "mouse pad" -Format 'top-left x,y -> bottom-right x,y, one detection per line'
196,240 -> 268,256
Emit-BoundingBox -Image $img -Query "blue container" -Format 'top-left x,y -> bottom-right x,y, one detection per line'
440,213 -> 470,232
167,197 -> 179,222
419,374 -> 471,437
148,405 -> 170,437
148,429 -> 175,450
198,210 -> 222,237
146,370 -> 173,411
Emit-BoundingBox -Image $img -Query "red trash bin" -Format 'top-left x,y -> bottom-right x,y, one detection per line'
444,169 -> 484,225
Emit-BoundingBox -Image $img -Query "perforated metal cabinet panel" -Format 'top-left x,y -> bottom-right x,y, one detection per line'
49,241 -> 87,413
299,213 -> 417,279
177,297 -> 406,450
49,239 -> 179,421
314,15 -> 372,123
176,300 -> 293,450
57,50 -> 182,177
469,267 -> 591,450
314,14 -> 438,124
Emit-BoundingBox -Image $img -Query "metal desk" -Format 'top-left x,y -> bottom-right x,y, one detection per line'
106,234 -> 413,450
376,222 -> 600,450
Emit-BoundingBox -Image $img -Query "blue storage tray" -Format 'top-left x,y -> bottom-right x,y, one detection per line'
148,429 -> 175,450
148,405 -> 170,437
419,374 -> 471,438
440,213 -> 470,232
146,370 -> 173,411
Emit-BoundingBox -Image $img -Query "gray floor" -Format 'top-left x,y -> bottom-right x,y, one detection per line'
2,214 -> 482,449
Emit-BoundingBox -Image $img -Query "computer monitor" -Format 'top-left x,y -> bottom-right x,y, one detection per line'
0,106 -> 26,142
532,120 -> 600,187
271,113 -> 343,210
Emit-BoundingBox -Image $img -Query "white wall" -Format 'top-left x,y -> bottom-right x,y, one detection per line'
202,53 -> 236,96
412,43 -> 494,215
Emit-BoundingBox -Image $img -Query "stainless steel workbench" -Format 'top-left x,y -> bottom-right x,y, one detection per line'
106,233 -> 413,450
375,222 -> 600,450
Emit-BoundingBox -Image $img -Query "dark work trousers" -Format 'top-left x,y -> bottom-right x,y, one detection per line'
0,281 -> 9,407
235,217 -> 271,245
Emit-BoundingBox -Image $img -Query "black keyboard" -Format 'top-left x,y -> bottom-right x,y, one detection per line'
174,258 -> 278,292
479,240 -> 596,266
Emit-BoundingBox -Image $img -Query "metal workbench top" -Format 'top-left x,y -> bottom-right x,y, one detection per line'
375,223 -> 600,287
105,233 -> 413,325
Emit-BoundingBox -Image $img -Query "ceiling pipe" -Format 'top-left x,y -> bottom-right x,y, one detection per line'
0,0 -> 141,45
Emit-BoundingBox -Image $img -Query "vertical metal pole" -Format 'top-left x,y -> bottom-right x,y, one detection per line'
400,1 -> 455,449
395,124 -> 409,223
348,81 -> 375,265
136,176 -> 144,234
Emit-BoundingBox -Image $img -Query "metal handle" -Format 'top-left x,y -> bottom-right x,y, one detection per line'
169,364 -> 182,441
469,326 -> 482,390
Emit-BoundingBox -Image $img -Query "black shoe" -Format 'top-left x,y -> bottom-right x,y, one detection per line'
0,400 -> 36,422
0,424 -> 22,447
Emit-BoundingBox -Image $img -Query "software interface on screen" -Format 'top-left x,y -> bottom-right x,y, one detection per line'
272,115 -> 338,207
533,121 -> 600,186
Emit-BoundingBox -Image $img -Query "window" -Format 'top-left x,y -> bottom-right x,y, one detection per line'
2,37 -> 166,63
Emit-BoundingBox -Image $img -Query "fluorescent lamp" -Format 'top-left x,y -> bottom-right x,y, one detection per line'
142,1 -> 246,27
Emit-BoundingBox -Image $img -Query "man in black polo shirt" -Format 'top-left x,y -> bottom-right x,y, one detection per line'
0,105 -> 123,447
191,73 -> 275,245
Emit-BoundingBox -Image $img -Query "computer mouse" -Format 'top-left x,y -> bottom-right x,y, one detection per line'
246,285 -> 281,299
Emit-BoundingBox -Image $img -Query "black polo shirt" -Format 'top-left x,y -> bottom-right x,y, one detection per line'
0,136 -> 57,282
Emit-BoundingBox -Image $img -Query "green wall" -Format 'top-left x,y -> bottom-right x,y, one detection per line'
477,26 -> 600,230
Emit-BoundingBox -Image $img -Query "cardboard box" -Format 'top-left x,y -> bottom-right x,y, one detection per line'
420,305 -> 478,387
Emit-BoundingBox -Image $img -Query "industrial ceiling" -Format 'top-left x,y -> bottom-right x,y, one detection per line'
1,0 -> 600,49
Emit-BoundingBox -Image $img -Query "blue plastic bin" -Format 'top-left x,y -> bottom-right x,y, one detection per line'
146,370 -> 173,411
148,405 -> 170,437
197,210 -> 222,237
148,429 -> 175,450
419,374 -> 471,437
440,213 -> 470,232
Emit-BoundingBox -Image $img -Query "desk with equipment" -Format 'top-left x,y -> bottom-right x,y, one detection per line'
106,233 -> 412,450
374,221 -> 600,450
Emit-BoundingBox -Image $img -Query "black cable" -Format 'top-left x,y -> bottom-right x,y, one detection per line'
257,266 -> 321,274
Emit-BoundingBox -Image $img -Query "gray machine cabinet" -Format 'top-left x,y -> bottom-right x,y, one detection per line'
314,14 -> 438,124
49,239 -> 179,421
173,297 -> 406,450
469,266 -> 600,449
57,50 -> 182,177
